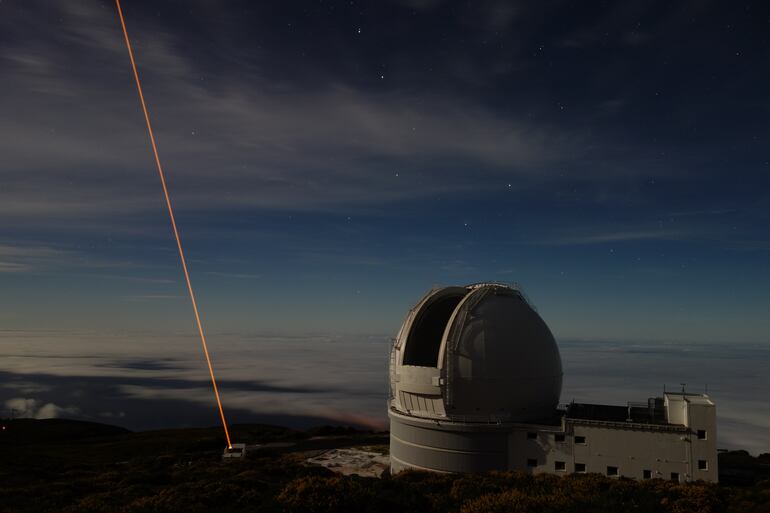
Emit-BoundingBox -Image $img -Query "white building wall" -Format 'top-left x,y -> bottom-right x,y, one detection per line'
508,425 -> 691,480
507,427 -> 572,474
504,410 -> 717,482
568,424 -> 690,481
679,395 -> 718,482
391,393 -> 718,483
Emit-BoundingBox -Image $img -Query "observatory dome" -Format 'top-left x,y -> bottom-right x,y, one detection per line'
390,283 -> 562,423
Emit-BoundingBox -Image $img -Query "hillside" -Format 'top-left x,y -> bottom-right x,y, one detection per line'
1,419 -> 768,513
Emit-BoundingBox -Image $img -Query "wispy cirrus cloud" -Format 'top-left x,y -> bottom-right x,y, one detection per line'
541,228 -> 686,246
0,242 -> 144,274
0,0 -> 612,225
0,244 -> 70,259
123,294 -> 184,301
0,262 -> 32,273
0,243 -> 72,274
205,271 -> 261,280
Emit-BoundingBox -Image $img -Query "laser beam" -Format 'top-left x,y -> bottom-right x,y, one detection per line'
115,0 -> 232,449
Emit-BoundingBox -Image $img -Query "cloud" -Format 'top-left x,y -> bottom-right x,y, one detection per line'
4,397 -> 80,419
543,228 -> 685,246
117,384 -> 388,430
0,81 -> 582,215
4,397 -> 37,416
0,244 -> 71,274
0,380 -> 51,394
666,208 -> 738,218
0,243 -> 140,274
36,402 -> 81,419
0,0 -> 599,225
96,274 -> 175,284
0,330 -> 391,431
2,331 -> 769,452
205,271 -> 261,280
0,244 -> 68,259
123,294 -> 184,301
0,262 -> 32,273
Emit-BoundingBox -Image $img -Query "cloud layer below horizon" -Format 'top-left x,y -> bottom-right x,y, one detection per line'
1,330 -> 768,454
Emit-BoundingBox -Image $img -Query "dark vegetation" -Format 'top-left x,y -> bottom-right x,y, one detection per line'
718,450 -> 770,486
1,419 -> 769,513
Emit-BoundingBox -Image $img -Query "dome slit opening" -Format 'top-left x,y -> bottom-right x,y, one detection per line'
402,292 -> 465,367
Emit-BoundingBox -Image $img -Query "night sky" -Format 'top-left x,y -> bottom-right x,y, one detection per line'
2,0 -> 770,344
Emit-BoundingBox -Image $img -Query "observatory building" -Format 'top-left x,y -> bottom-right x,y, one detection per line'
388,283 -> 718,482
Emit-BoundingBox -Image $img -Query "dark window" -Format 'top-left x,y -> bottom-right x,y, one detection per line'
527,431 -> 537,440
575,463 -> 586,473
643,470 -> 652,479
698,460 -> 708,471
575,435 -> 586,444
671,472 -> 679,482
555,461 -> 566,471
607,466 -> 618,477
527,458 -> 537,467
403,292 -> 465,367
697,429 -> 707,440
555,434 -> 565,442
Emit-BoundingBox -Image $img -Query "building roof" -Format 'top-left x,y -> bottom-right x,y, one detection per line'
664,392 -> 715,406
566,401 -> 669,425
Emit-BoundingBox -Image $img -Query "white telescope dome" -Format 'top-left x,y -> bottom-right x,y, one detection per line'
390,283 -> 562,423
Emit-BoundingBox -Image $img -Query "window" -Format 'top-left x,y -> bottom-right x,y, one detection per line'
698,460 -> 708,471
527,458 -> 537,467
671,472 -> 680,482
607,466 -> 618,477
555,433 -> 565,442
697,429 -> 707,440
575,463 -> 586,473
575,435 -> 586,444
555,461 -> 566,471
643,470 -> 652,479
527,431 -> 537,440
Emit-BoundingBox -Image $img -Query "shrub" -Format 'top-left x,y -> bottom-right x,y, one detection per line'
277,476 -> 378,513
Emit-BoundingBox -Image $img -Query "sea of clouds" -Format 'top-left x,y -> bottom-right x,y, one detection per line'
1,330 -> 768,454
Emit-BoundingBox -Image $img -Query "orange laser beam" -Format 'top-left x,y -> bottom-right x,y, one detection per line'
115,0 -> 232,449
